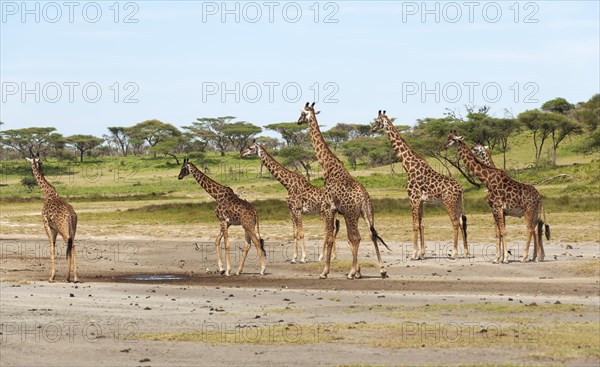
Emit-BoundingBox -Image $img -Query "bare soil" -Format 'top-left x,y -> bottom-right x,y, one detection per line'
1,235 -> 599,366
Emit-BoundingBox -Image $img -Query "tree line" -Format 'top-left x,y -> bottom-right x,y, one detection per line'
1,95 -> 598,180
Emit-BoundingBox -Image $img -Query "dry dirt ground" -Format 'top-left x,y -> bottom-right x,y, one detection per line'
1,234 -> 599,366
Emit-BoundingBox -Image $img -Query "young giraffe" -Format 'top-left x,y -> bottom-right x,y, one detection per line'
26,156 -> 78,282
298,102 -> 389,279
472,144 -> 496,168
241,141 -> 340,263
443,131 -> 549,263
178,159 -> 267,276
373,111 -> 468,260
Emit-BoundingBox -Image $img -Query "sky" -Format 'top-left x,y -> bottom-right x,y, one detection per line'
1,0 -> 598,138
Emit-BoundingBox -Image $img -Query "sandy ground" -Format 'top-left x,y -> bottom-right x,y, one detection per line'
1,235 -> 599,366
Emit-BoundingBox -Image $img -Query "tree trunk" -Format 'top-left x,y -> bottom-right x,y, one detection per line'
164,152 -> 180,165
80,150 -> 84,162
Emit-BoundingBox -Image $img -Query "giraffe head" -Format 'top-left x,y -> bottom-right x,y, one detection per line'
442,130 -> 464,150
372,110 -> 388,133
471,143 -> 489,160
25,155 -> 44,174
297,102 -> 320,125
240,140 -> 259,158
178,158 -> 192,180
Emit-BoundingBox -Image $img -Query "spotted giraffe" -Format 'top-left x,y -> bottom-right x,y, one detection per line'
298,102 -> 389,279
178,159 -> 267,276
373,111 -> 468,259
472,144 -> 496,168
241,140 -> 340,263
443,131 -> 549,263
26,156 -> 78,282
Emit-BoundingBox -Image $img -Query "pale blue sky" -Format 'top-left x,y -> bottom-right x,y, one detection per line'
1,0 -> 598,137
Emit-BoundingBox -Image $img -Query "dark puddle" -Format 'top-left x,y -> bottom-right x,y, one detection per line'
121,274 -> 185,282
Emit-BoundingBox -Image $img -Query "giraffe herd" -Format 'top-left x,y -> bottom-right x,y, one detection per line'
25,103 -> 551,283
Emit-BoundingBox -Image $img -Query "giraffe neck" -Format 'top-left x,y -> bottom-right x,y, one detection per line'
480,150 -> 496,168
188,163 -> 231,200
307,115 -> 344,175
383,120 -> 426,173
31,163 -> 58,199
456,141 -> 496,185
257,145 -> 302,190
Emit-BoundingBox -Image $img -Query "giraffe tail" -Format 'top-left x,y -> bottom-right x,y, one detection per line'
370,226 -> 391,251
66,238 -> 73,260
461,215 -> 468,242
541,204 -> 550,240
334,219 -> 340,238
259,238 -> 266,257
460,191 -> 468,242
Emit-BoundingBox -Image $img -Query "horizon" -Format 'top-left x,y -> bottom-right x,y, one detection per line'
1,1 -> 598,138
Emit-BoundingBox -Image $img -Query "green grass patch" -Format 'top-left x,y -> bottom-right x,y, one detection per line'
136,323 -> 341,345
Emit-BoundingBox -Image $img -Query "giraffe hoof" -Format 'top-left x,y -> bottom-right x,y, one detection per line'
354,273 -> 362,279
380,271 -> 388,279
319,273 -> 328,279
502,260 -> 509,264
493,260 -> 499,264
300,259 -> 306,264
219,270 -> 226,275
235,272 -> 241,276
291,259 -> 297,264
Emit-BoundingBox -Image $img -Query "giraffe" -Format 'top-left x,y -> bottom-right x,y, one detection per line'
26,156 -> 78,282
373,111 -> 468,260
178,159 -> 267,276
472,144 -> 496,168
298,102 -> 389,279
240,141 -> 340,263
443,131 -> 549,263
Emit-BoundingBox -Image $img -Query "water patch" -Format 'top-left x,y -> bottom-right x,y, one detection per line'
123,274 -> 184,281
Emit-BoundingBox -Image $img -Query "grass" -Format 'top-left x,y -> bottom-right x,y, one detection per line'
136,322 -> 342,344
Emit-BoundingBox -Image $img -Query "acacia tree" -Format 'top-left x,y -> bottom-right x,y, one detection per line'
223,121 -> 262,154
184,116 -> 235,156
323,127 -> 349,151
490,117 -> 522,169
572,94 -> 600,154
277,146 -> 317,180
127,120 -> 181,158
107,127 -> 129,156
264,122 -> 309,147
0,127 -> 62,157
66,135 -> 104,162
519,109 -> 581,164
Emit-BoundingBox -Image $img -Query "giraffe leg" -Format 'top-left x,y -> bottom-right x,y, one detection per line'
296,213 -> 307,263
44,223 -> 58,282
291,210 -> 299,263
236,232 -> 252,276
418,202 -> 425,259
242,227 -> 266,275
70,239 -> 78,283
319,209 -> 337,279
497,212 -> 509,264
522,216 -> 535,263
215,227 -> 225,275
410,201 -> 422,260
444,200 -> 460,259
491,209 -> 503,264
223,228 -> 232,277
345,215 -> 361,279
